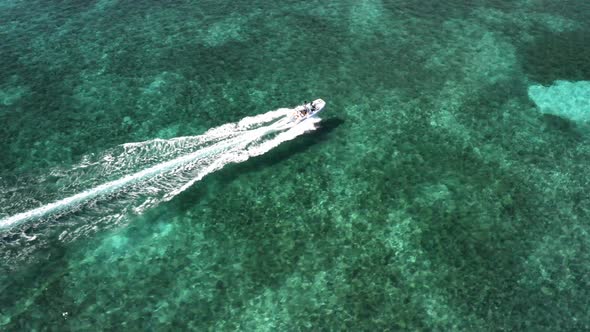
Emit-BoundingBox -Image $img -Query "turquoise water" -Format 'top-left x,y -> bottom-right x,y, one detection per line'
1,0 -> 590,330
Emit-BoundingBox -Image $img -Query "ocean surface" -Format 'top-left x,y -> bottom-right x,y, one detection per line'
1,0 -> 590,330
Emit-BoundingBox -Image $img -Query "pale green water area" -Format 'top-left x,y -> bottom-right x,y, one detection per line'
2,0 -> 590,330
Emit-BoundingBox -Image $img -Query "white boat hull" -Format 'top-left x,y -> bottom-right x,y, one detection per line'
290,98 -> 326,124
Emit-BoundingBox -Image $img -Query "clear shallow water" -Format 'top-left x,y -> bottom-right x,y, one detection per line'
1,0 -> 590,330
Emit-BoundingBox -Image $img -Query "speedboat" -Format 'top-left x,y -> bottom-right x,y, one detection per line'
290,99 -> 326,124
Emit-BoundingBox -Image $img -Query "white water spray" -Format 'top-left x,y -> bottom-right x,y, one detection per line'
0,107 -> 321,234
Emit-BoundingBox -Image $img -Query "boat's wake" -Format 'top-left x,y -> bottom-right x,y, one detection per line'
0,107 -> 321,263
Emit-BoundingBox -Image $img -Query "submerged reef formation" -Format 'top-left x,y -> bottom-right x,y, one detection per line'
529,80 -> 590,124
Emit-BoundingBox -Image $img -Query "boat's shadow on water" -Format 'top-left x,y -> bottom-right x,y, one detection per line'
228,117 -> 343,175
174,117 -> 344,206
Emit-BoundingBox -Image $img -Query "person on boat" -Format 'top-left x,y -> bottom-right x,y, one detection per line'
299,101 -> 309,117
299,107 -> 308,117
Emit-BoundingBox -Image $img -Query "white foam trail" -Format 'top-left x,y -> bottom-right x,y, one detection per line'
0,107 -> 318,231
0,135 -> 245,229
